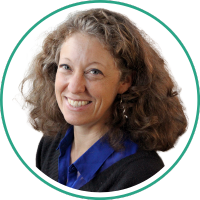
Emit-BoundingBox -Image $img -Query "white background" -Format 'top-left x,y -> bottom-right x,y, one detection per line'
3,3 -> 197,197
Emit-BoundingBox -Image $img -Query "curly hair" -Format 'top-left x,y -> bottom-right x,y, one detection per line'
20,8 -> 187,151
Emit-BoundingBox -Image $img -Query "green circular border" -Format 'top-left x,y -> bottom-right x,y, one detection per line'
1,0 -> 199,199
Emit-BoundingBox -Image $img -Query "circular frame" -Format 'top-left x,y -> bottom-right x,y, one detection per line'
0,0 -> 199,199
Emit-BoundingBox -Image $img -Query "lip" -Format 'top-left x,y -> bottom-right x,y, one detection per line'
67,97 -> 92,102
64,97 -> 92,111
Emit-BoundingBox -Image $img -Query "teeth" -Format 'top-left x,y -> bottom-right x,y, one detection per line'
68,98 -> 90,107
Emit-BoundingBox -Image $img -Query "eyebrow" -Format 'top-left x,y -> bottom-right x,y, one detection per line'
60,57 -> 71,62
59,57 -> 106,68
88,61 -> 106,68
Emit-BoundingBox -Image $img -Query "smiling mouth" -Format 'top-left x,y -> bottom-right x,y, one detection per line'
67,98 -> 91,108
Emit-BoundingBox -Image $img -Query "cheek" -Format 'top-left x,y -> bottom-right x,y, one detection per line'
55,80 -> 60,94
55,73 -> 66,93
103,78 -> 120,95
90,80 -> 119,102
55,74 -> 65,106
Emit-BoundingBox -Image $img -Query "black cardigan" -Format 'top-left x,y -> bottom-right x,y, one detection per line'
36,132 -> 164,192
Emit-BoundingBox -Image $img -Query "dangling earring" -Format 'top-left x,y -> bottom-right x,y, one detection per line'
120,95 -> 128,119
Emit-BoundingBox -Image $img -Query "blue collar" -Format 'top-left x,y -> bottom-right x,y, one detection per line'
57,126 -> 114,183
57,126 -> 138,189
73,136 -> 114,182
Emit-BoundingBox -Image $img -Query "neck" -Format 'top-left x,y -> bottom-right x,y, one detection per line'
70,123 -> 108,164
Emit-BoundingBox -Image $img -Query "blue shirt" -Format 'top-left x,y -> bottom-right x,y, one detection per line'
57,126 -> 138,189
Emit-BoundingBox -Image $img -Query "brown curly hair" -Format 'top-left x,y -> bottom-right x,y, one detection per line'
20,8 -> 187,151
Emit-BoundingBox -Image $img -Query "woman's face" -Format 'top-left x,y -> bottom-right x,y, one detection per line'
55,33 -> 130,129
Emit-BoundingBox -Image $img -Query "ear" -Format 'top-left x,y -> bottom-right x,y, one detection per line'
117,75 -> 132,94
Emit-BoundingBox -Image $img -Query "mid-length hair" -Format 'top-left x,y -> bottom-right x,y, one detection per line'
21,8 -> 187,151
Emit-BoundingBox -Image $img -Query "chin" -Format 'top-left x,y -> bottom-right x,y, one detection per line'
63,116 -> 89,126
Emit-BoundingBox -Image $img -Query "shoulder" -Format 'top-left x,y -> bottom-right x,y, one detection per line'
35,126 -> 72,181
80,148 -> 164,192
114,149 -> 164,188
119,148 -> 164,177
36,133 -> 63,170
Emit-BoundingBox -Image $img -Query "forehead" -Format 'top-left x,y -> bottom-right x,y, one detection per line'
59,33 -> 115,66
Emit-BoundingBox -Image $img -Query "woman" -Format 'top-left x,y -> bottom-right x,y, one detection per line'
21,8 -> 187,192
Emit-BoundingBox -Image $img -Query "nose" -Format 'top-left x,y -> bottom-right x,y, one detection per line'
68,72 -> 86,94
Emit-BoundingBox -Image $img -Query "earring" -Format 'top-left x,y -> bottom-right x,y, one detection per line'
120,95 -> 128,119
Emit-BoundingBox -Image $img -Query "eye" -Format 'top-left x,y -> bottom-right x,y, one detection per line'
60,64 -> 71,70
89,69 -> 103,75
